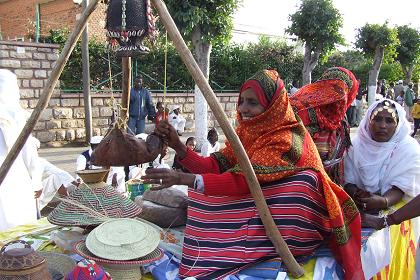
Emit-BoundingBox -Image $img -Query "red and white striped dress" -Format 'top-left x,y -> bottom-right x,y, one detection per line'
179,150 -> 332,279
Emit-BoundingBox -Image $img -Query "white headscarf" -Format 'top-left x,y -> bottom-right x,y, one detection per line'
0,69 -> 28,151
344,99 -> 420,197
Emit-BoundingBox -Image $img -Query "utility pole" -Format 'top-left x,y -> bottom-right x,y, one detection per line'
82,0 -> 92,143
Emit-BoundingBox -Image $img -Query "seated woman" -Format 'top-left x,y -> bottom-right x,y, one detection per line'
290,67 -> 358,185
142,70 -> 363,279
344,99 -> 420,213
344,99 -> 420,279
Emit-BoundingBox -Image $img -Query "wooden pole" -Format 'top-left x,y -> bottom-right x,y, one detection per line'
150,0 -> 304,277
0,0 -> 100,185
82,0 -> 93,144
120,57 -> 132,125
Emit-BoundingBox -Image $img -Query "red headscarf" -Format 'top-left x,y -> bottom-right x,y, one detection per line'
290,67 -> 359,133
214,69 -> 363,280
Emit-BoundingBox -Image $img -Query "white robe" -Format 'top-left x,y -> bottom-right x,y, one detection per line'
344,99 -> 420,198
0,134 -> 42,231
168,112 -> 186,133
0,70 -> 42,231
37,158 -> 75,210
200,141 -> 221,157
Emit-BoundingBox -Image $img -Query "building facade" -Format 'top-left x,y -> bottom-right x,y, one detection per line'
0,0 -> 107,42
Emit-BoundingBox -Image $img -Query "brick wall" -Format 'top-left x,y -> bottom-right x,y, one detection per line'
0,41 -> 239,146
0,0 -> 107,41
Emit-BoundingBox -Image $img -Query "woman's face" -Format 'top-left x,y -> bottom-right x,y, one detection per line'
369,109 -> 397,142
238,88 -> 265,120
186,140 -> 196,150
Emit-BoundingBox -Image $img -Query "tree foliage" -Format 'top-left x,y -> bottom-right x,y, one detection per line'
163,0 -> 241,46
354,23 -> 399,59
396,25 -> 420,66
286,0 -> 345,60
395,25 -> 420,81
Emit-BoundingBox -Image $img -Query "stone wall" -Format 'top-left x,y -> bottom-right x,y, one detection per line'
31,91 -> 239,146
1,40 -> 239,146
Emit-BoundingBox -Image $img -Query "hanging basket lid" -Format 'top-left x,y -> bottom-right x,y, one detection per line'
85,218 -> 160,261
47,184 -> 141,227
76,168 -> 110,184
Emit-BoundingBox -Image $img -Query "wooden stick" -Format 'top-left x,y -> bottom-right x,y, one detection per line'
150,0 -> 304,277
0,0 -> 100,185
120,57 -> 131,124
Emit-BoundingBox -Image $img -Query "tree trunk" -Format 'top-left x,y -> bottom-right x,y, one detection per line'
301,43 -> 320,85
367,47 -> 384,106
192,26 -> 212,149
402,64 -> 414,85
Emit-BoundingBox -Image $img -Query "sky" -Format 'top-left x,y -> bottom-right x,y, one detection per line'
232,0 -> 420,48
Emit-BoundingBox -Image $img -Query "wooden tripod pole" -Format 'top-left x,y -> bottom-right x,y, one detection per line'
0,0 -> 100,185
120,57 -> 132,124
150,0 -> 304,277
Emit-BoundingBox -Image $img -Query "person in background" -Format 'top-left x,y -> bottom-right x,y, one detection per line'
128,76 -> 156,134
380,79 -> 387,97
411,98 -> 420,137
404,82 -> 414,122
355,79 -> 365,126
394,80 -> 404,101
0,69 -> 43,230
200,128 -> 220,157
172,137 -> 197,172
76,136 -> 126,193
168,105 -> 186,136
396,90 -> 404,106
154,101 -> 169,126
289,80 -> 299,96
386,82 -> 395,100
290,67 -> 359,185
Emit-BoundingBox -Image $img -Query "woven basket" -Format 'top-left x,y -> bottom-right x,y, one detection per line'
74,241 -> 163,280
47,184 -> 141,227
86,218 -> 160,261
39,252 -> 76,279
76,169 -> 109,184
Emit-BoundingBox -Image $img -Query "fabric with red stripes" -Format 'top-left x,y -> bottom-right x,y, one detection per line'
179,170 -> 331,279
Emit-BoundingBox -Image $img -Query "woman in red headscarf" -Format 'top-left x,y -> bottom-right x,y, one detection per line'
143,70 -> 363,280
290,67 -> 359,185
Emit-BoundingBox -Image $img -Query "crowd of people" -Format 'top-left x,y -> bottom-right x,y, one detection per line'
1,66 -> 420,279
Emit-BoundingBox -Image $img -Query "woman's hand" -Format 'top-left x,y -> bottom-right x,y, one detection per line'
141,168 -> 196,191
154,120 -> 182,148
362,214 -> 385,230
141,168 -> 182,190
356,193 -> 386,212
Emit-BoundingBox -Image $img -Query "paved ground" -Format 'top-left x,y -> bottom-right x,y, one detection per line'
39,125 -> 418,177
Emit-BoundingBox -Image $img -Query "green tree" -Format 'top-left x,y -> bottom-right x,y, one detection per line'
355,23 -> 399,105
164,0 -> 241,146
286,0 -> 344,85
396,25 -> 420,84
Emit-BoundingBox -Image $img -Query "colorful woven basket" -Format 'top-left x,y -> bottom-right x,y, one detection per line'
74,241 -> 163,280
47,184 -> 141,227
